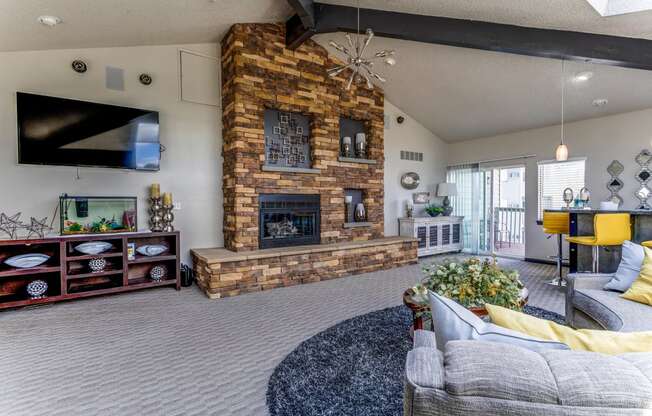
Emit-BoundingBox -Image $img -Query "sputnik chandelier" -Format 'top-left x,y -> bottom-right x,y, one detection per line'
326,2 -> 396,90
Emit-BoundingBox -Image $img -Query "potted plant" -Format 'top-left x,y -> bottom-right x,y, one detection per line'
409,257 -> 526,319
424,204 -> 444,217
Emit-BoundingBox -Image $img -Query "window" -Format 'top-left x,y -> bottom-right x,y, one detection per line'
537,158 -> 586,220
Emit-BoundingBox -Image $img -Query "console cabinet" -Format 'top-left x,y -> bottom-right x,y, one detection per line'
0,231 -> 180,311
399,216 -> 464,257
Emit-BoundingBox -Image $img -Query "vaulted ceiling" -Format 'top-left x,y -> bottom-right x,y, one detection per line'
3,0 -> 652,141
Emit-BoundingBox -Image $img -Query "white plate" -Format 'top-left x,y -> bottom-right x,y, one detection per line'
4,253 -> 50,269
75,241 -> 113,255
136,244 -> 168,257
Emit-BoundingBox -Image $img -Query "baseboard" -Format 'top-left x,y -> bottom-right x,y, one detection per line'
525,257 -> 570,267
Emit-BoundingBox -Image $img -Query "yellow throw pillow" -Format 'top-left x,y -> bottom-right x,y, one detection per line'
621,246 -> 652,306
486,304 -> 652,355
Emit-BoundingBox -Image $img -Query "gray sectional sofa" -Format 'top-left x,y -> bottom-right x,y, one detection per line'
566,273 -> 652,331
404,330 -> 652,416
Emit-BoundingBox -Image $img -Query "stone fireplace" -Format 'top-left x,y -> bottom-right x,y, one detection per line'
190,23 -> 417,299
259,194 -> 320,249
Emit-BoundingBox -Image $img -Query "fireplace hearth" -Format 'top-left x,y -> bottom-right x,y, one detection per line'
259,194 -> 320,249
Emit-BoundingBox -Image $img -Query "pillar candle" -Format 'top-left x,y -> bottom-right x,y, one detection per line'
162,192 -> 173,206
150,183 -> 160,198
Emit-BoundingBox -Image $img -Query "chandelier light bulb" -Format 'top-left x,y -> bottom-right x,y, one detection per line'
384,57 -> 396,66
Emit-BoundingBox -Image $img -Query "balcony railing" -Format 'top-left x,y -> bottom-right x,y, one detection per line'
493,207 -> 525,249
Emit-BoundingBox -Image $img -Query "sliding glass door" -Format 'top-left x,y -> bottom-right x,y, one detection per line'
448,163 -> 526,258
447,164 -> 489,254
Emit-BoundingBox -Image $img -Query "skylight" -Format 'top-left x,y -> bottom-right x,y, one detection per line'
585,0 -> 652,16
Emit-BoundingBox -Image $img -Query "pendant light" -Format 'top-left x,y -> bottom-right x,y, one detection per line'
555,60 -> 569,161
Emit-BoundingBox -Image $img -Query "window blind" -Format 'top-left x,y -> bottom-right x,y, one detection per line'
537,158 -> 586,220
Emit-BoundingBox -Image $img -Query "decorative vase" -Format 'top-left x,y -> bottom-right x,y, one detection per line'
88,258 -> 107,273
149,264 -> 168,281
354,203 -> 366,222
26,279 -> 48,299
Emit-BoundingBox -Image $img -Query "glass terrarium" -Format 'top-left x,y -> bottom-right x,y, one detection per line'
60,195 -> 137,235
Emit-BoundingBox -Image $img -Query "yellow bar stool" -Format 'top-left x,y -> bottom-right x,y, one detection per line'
542,211 -> 570,286
566,213 -> 631,273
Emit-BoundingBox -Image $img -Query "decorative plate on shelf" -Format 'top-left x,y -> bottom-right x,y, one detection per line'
136,244 -> 168,257
400,172 -> 420,190
4,253 -> 50,269
75,241 -> 113,255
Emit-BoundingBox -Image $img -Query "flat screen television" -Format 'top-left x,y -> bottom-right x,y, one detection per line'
17,92 -> 161,171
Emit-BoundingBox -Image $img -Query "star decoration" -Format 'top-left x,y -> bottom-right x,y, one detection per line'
0,213 -> 52,240
0,212 -> 23,239
25,217 -> 52,239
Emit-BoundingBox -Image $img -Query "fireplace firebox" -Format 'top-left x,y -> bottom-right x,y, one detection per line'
259,194 -> 320,249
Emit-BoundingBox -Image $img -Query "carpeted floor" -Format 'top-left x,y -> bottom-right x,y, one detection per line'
0,256 -> 565,416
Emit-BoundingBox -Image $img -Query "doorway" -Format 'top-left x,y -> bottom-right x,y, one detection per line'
483,166 -> 526,259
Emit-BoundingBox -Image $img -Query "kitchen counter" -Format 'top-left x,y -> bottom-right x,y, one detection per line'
543,208 -> 652,273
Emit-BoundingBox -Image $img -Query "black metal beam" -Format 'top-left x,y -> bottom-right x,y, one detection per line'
299,2 -> 652,71
286,0 -> 316,50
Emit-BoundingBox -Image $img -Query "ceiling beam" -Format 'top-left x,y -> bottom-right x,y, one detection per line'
286,0 -> 316,50
288,2 -> 652,71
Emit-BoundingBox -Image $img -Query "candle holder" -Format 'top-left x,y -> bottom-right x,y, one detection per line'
149,197 -> 164,232
355,133 -> 367,159
162,204 -> 175,232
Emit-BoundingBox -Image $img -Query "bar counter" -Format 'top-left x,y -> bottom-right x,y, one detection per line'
544,209 -> 652,273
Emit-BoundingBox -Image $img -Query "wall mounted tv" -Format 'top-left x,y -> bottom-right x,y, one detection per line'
17,92 -> 161,171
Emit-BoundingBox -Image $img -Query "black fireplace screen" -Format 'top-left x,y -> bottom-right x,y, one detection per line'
259,194 -> 320,249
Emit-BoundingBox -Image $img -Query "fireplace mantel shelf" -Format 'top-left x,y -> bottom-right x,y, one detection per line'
262,165 -> 321,174
338,157 -> 377,165
343,222 -> 372,228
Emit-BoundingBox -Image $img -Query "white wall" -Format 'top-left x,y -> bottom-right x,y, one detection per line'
447,108 -> 652,261
0,43 -> 222,263
384,101 -> 448,235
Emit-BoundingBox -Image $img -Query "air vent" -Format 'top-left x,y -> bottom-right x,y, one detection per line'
400,150 -> 423,162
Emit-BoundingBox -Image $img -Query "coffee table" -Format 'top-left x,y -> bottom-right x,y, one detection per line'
403,287 -> 529,334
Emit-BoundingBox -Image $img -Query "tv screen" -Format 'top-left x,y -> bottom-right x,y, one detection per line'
17,92 -> 161,171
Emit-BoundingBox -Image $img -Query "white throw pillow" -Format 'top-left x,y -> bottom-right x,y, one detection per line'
428,291 -> 569,352
604,240 -> 645,292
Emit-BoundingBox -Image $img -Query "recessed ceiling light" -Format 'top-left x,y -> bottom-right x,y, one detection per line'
574,71 -> 594,82
37,15 -> 62,27
593,98 -> 609,107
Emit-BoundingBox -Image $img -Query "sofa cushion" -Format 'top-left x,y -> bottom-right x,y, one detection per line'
487,303 -> 652,354
444,341 -> 559,404
429,292 -> 569,352
541,350 -> 652,408
573,288 -> 652,332
622,246 -> 652,306
604,240 -> 644,292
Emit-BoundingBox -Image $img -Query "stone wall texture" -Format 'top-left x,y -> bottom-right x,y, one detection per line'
221,23 -> 386,251
192,238 -> 418,299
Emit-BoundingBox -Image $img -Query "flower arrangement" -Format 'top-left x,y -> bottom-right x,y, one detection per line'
417,257 -> 524,310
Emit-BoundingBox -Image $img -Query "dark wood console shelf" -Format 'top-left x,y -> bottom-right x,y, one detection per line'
0,231 -> 180,311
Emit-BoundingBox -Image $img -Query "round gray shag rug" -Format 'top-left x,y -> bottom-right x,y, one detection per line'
267,304 -> 564,416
